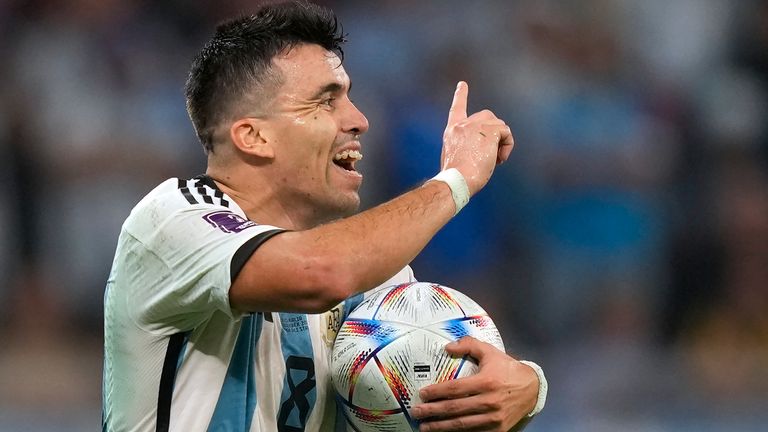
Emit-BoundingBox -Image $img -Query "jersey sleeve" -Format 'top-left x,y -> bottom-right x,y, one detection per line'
123,204 -> 285,333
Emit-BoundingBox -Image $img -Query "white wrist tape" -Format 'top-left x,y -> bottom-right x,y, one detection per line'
519,360 -> 547,417
430,168 -> 470,215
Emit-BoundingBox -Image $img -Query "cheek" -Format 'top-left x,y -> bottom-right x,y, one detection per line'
274,114 -> 338,170
303,117 -> 338,158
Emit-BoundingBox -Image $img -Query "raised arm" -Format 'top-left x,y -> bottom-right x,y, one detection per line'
230,82 -> 514,313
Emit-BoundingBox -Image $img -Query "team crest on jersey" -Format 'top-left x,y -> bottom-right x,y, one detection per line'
321,303 -> 344,348
203,211 -> 257,233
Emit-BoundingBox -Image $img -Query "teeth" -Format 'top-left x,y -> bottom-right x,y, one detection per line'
334,149 -> 363,161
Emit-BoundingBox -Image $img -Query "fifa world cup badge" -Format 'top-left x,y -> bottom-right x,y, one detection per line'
321,304 -> 344,347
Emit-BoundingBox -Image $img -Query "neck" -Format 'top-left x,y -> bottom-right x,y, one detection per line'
205,165 -> 329,231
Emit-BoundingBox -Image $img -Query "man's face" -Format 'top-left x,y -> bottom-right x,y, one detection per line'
263,43 -> 369,222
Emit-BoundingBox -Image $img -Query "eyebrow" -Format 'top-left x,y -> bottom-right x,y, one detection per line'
311,80 -> 351,99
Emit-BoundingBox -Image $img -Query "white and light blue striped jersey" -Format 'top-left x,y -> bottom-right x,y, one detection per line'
103,175 -> 415,431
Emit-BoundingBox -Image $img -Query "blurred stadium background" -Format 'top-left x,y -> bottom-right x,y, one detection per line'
1,0 -> 767,430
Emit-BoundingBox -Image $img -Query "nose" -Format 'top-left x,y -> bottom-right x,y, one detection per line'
342,100 -> 369,136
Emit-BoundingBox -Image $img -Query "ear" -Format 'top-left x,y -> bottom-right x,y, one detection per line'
230,118 -> 275,159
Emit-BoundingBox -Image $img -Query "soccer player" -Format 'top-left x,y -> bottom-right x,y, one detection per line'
102,1 -> 547,431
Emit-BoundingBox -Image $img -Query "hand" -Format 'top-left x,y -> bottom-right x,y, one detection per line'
441,82 -> 515,196
411,336 -> 539,432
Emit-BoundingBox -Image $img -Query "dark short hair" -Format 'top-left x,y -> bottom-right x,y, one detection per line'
185,1 -> 346,153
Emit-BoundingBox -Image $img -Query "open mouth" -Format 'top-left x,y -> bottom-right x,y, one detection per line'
333,149 -> 363,172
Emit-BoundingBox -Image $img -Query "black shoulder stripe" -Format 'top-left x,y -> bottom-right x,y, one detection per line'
213,190 -> 230,208
193,175 -> 230,207
177,179 -> 198,205
194,174 -> 217,189
230,229 -> 288,282
156,332 -> 188,432
196,185 -> 214,204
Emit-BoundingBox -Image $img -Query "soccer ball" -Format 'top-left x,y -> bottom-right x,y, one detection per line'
330,281 -> 505,431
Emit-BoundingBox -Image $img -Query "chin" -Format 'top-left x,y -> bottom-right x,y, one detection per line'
325,194 -> 361,219
308,189 -> 359,222
338,196 -> 361,217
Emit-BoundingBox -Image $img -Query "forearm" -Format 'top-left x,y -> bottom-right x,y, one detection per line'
231,179 -> 456,312
312,179 -> 455,292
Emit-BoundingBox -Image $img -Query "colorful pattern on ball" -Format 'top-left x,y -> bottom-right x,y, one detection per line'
331,282 -> 505,432
429,283 -> 466,315
372,283 -> 411,319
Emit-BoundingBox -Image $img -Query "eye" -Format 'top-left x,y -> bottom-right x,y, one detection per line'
320,97 -> 336,108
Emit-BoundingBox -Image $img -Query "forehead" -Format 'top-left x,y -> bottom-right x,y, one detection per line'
272,43 -> 349,97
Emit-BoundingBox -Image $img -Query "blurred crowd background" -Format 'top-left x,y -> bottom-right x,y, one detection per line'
1,0 -> 767,430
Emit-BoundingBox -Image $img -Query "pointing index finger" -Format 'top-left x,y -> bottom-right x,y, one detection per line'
447,81 -> 468,126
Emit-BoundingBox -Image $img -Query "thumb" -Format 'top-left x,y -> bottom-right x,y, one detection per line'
445,336 -> 492,361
